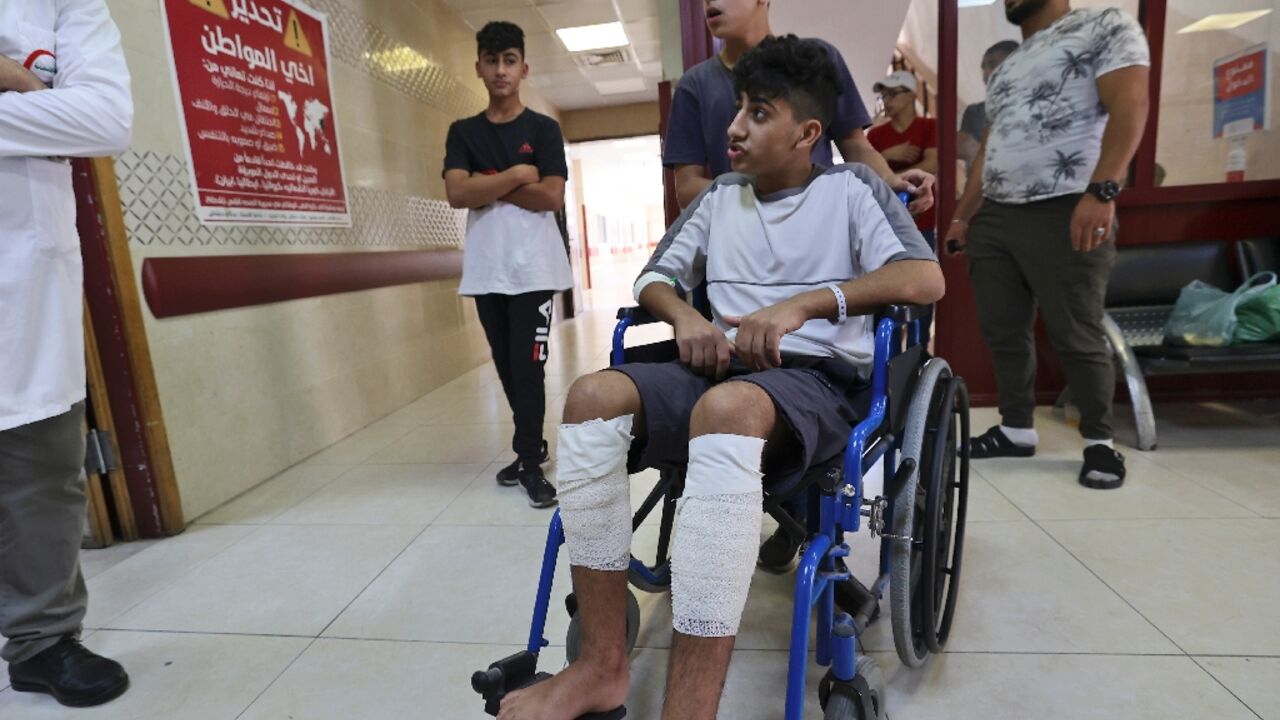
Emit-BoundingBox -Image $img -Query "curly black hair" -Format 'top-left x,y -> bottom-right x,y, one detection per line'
732,35 -> 841,130
477,21 -> 524,58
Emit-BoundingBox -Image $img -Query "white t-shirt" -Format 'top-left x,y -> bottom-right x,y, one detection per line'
458,201 -> 573,296
982,8 -> 1150,204
636,165 -> 936,372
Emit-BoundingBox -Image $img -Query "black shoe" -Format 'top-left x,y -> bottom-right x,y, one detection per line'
1080,445 -> 1126,489
970,426 -> 1036,459
518,464 -> 558,508
757,525 -> 804,573
497,440 -> 550,486
8,636 -> 129,707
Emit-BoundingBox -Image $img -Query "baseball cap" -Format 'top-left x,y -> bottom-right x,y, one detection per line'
873,70 -> 917,93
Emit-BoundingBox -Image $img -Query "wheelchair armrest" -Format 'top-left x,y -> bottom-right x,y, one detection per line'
616,306 -> 661,325
877,304 -> 929,324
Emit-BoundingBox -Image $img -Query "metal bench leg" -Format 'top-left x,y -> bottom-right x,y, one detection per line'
1102,313 -> 1157,451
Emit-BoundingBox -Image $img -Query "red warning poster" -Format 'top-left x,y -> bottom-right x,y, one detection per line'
162,0 -> 351,226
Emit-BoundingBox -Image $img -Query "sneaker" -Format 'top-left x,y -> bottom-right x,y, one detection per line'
8,636 -> 129,707
757,525 -> 804,573
970,426 -> 1036,459
497,440 -> 550,486
519,464 -> 558,508
1080,445 -> 1126,489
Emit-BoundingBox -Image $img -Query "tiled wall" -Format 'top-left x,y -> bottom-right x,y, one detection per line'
105,0 -> 560,520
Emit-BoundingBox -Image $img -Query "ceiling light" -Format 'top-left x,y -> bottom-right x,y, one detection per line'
1178,9 -> 1272,33
556,22 -> 629,52
593,78 -> 647,95
958,0 -> 998,6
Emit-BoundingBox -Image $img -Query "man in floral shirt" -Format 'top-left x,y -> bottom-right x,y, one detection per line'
944,0 -> 1149,489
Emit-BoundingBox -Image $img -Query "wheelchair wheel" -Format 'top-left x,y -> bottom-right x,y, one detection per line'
819,657 -> 887,720
889,358 -> 951,669
920,377 -> 970,654
564,589 -> 641,663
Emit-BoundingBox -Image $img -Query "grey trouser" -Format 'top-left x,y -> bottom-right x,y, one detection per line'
968,194 -> 1116,440
0,402 -> 89,663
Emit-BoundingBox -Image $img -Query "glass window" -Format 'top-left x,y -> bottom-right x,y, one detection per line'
1156,1 -> 1279,186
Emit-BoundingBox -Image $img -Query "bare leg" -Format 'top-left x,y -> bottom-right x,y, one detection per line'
499,371 -> 644,720
660,381 -> 783,720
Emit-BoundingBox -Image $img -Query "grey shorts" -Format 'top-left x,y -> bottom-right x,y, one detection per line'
610,358 -> 866,494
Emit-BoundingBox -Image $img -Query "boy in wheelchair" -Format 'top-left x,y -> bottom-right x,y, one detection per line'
498,35 -> 944,720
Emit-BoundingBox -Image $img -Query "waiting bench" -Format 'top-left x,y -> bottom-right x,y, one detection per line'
1100,236 -> 1280,450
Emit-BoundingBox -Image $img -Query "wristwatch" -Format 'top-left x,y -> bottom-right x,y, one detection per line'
1085,180 -> 1122,202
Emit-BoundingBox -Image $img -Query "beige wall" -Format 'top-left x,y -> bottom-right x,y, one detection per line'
105,0 -> 560,521
561,102 -> 661,142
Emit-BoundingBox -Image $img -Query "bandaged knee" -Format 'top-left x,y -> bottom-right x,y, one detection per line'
555,415 -> 635,571
671,434 -> 765,638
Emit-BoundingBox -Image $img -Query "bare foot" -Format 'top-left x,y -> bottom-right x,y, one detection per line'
497,658 -> 628,720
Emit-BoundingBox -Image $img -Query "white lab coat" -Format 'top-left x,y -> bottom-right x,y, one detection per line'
0,0 -> 132,431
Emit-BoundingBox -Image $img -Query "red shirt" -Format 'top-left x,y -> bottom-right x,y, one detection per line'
866,116 -> 937,232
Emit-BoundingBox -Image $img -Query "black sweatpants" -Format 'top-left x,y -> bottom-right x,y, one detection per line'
474,292 -> 555,462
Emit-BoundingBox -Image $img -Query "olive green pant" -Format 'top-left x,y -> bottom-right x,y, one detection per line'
968,194 -> 1116,440
0,402 -> 89,664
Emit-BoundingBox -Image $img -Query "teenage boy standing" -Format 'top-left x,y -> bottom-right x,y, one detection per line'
444,21 -> 570,509
868,70 -> 938,342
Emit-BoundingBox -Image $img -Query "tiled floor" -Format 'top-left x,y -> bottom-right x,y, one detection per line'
2,309 -> 1278,719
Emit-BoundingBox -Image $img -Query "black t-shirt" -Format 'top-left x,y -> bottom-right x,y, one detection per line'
443,108 -> 568,179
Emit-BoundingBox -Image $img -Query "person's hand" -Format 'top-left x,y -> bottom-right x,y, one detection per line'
722,298 -> 810,372
892,168 -> 936,215
943,219 -> 969,255
0,56 -> 47,93
880,142 -> 921,165
507,164 -> 540,185
674,314 -> 734,380
1070,194 -> 1115,252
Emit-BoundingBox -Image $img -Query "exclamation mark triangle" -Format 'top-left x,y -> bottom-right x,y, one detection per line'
188,0 -> 230,19
283,10 -> 313,57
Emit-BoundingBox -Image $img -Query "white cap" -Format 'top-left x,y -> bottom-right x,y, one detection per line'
873,70 -> 917,93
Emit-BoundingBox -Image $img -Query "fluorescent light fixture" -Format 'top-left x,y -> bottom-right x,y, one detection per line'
958,0 -> 998,6
1178,9 -> 1272,33
594,78 -> 647,95
556,22 -> 629,52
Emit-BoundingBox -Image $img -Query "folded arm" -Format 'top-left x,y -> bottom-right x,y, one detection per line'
444,165 -> 538,210
501,175 -> 565,213
0,0 -> 133,158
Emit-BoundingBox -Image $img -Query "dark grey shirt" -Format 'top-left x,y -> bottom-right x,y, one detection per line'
662,39 -> 871,178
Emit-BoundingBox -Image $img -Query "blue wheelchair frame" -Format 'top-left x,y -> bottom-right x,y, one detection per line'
510,308 -> 924,720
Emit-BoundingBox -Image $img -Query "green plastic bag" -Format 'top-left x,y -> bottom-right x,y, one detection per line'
1163,272 -> 1277,347
1234,280 -> 1280,344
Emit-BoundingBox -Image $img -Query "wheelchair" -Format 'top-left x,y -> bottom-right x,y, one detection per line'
472,303 -> 970,720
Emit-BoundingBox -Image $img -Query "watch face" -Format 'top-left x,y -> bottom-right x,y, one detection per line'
1093,182 -> 1120,201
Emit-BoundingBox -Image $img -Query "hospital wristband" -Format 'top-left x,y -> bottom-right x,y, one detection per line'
827,285 -> 848,325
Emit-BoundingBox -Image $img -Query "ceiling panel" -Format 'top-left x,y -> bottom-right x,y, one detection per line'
535,0 -> 619,28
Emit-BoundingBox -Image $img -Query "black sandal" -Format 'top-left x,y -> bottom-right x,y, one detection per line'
970,426 -> 1036,459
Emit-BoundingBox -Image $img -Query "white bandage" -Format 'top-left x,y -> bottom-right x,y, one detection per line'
671,434 -> 765,637
555,415 -> 635,572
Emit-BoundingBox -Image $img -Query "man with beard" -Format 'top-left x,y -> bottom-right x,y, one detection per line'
944,0 -> 1149,488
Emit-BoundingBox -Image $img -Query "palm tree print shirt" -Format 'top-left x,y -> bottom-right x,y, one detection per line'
982,8 -> 1149,204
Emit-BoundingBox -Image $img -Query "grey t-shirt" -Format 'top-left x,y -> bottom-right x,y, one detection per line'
982,8 -> 1149,203
662,39 -> 871,178
637,164 -> 934,371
